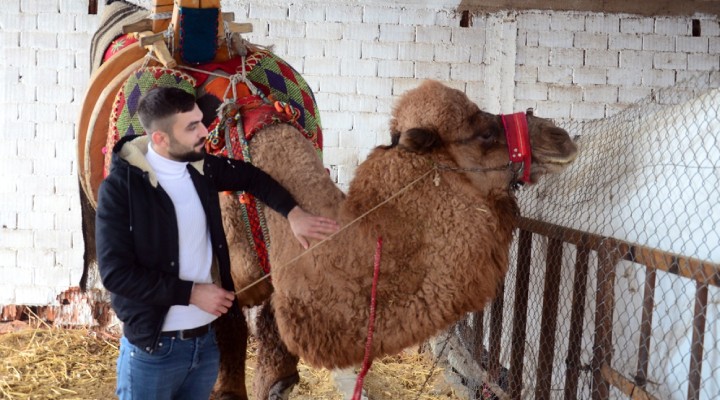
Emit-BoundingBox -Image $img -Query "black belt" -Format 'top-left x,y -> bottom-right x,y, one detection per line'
161,322 -> 213,340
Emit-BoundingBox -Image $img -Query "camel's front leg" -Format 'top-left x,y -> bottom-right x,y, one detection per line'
213,312 -> 249,400
253,300 -> 299,400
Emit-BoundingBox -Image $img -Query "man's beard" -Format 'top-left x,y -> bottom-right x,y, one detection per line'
168,138 -> 207,162
169,146 -> 206,162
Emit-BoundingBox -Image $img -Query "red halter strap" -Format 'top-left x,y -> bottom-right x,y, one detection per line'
501,112 -> 532,183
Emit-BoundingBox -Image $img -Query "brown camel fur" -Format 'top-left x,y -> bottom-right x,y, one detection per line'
225,79 -> 578,371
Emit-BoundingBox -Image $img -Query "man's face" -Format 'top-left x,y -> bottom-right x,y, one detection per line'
165,104 -> 208,162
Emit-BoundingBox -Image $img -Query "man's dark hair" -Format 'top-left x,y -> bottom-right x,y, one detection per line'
137,87 -> 197,135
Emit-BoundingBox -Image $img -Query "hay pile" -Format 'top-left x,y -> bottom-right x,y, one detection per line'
0,322 -> 117,399
0,321 -> 459,400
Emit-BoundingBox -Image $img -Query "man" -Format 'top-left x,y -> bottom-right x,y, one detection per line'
95,86 -> 339,399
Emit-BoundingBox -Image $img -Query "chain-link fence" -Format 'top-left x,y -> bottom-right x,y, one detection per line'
432,70 -> 720,400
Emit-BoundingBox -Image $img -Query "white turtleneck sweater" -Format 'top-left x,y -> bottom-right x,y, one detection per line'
146,143 -> 217,331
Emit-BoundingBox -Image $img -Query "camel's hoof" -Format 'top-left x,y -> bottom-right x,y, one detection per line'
267,372 -> 300,400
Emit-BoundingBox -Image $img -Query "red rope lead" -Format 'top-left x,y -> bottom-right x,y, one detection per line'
352,236 -> 383,400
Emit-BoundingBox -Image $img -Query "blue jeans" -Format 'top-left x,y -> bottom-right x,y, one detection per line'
116,328 -> 220,400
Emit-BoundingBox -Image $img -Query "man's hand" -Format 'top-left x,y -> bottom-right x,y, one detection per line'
287,206 -> 340,249
189,283 -> 235,316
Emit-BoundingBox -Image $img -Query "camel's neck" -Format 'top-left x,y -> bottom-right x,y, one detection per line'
343,147 -> 516,223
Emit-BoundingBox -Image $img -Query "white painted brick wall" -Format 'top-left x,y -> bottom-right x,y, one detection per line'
574,32 -> 608,49
339,95 -> 377,113
609,33 -> 643,50
17,249 -> 55,270
325,5 -> 362,23
288,5 -> 324,22
607,67 -> 642,85
573,67 -> 607,84
643,69 -> 676,87
585,49 -> 619,67
344,23 -> 379,41
362,42 -> 398,60
398,42 -> 434,62
1,266 -> 33,286
377,60 -> 414,78
363,6 -> 399,24
676,37 -> 709,53
269,20 -> 306,38
538,31 -> 574,48
655,18 -> 689,36
618,86 -> 652,103
380,24 -> 415,42
550,14 -> 585,32
643,35 -> 675,52
549,48 -> 583,67
397,9 -> 436,26
620,17 -> 654,34
688,54 -> 720,71
340,58 -> 376,77
306,22 -> 342,40
417,26 -> 451,44
571,102 -> 606,119
1,1 -> 718,306
325,40 -> 361,59
653,52 -> 687,69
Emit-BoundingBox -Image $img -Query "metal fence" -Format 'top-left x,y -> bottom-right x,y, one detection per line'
433,70 -> 720,400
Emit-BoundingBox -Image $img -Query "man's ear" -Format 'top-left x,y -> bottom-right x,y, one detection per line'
150,130 -> 168,148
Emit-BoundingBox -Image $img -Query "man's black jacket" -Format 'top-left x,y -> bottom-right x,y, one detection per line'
95,134 -> 296,352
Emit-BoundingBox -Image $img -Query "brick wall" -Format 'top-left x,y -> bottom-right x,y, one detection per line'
0,0 -> 97,307
0,0 -> 718,306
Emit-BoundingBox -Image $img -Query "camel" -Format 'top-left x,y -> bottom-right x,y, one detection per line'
79,2 -> 577,399
215,79 -> 578,397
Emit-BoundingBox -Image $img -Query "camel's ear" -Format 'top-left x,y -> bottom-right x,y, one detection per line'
399,127 -> 442,154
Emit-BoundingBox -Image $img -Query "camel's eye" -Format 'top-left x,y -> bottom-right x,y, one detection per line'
471,113 -> 500,142
453,112 -> 500,146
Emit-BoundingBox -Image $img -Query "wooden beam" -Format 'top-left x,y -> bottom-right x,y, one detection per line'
137,31 -> 176,68
452,0 -> 720,17
564,237 -> 591,400
534,237 -> 564,399
508,229 -> 532,400
687,283 -> 708,400
591,241 -> 621,400
601,364 -> 659,400
634,267 -> 656,388
472,311 -> 485,362
138,32 -> 165,47
122,19 -> 153,34
516,217 -> 720,288
488,283 -> 505,383
226,22 -> 254,34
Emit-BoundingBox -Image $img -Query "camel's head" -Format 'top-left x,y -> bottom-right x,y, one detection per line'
389,80 -> 577,189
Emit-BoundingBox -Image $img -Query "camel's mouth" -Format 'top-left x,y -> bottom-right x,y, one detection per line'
522,148 -> 578,185
531,137 -> 579,168
535,153 -> 578,166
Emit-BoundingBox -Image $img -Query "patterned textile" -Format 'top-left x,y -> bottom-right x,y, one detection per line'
102,33 -> 139,64
90,0 -> 148,73
186,49 -> 323,157
103,67 -> 196,176
245,50 -> 323,153
205,95 -> 312,276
